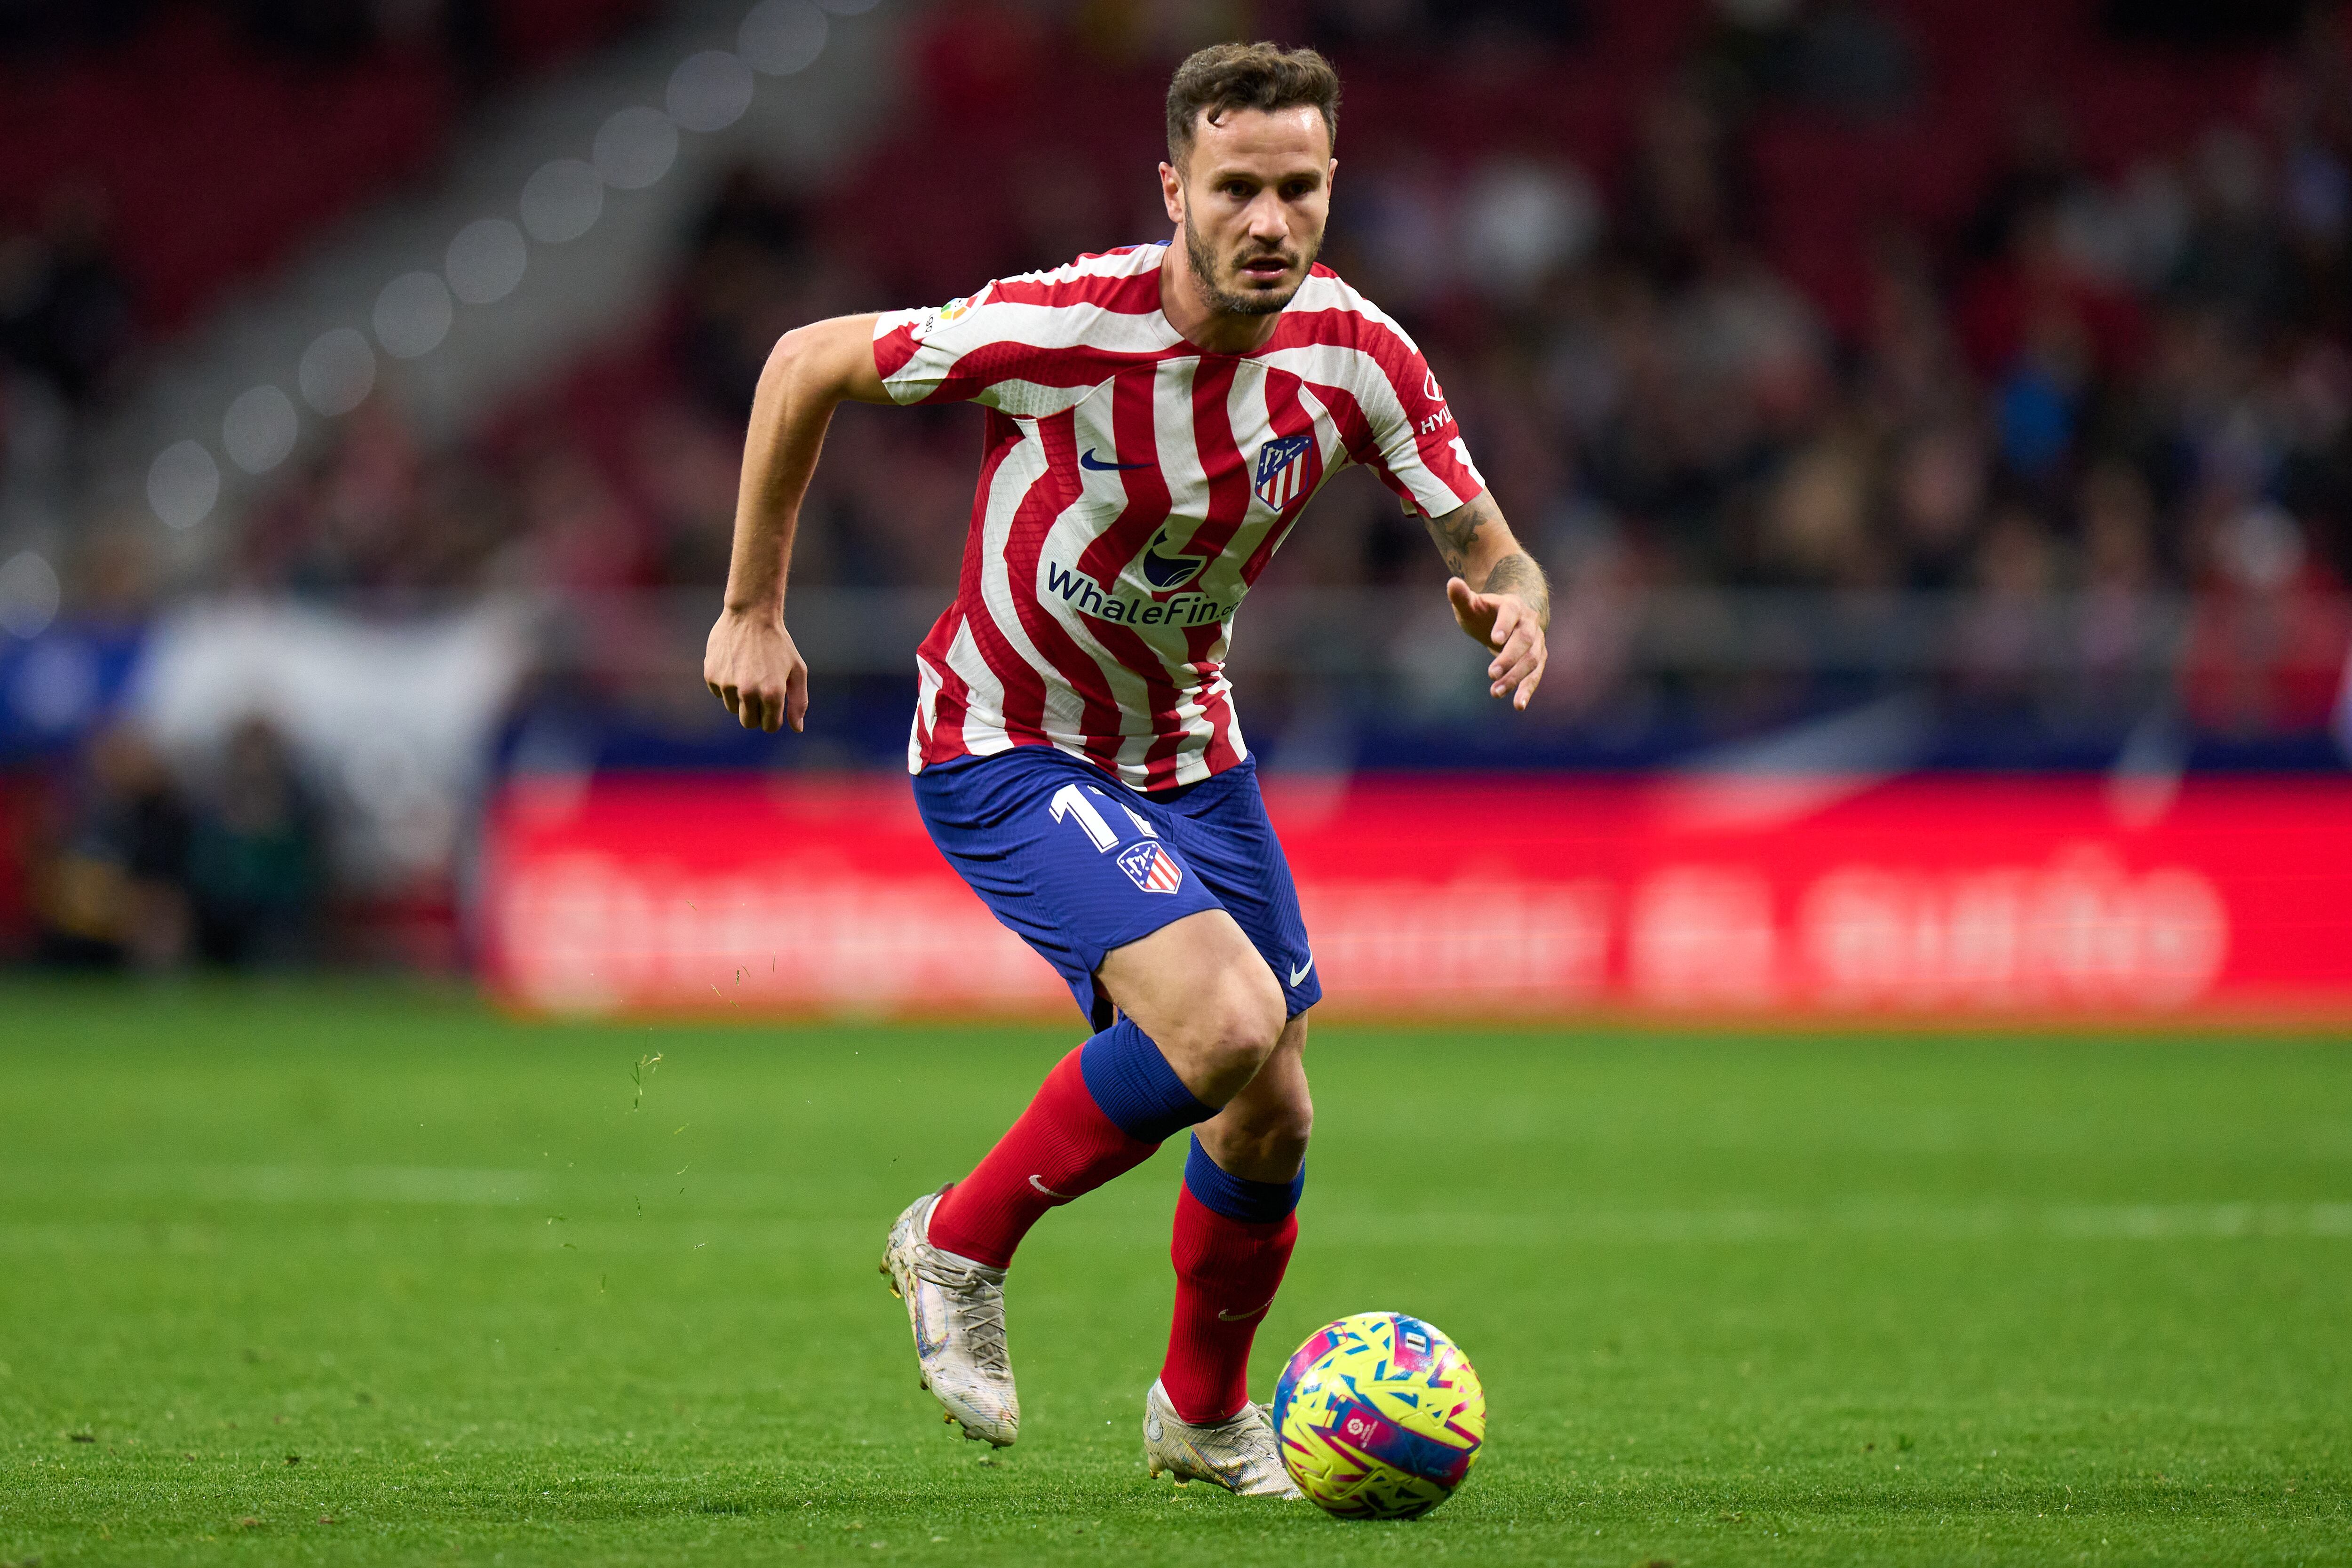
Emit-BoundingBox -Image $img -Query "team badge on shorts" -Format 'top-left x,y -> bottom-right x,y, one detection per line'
1117,840 -> 1185,894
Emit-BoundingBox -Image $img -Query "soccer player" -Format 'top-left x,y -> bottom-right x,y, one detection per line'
703,42 -> 1549,1496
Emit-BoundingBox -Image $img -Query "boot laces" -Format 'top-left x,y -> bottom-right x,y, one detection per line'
912,1253 -> 1009,1376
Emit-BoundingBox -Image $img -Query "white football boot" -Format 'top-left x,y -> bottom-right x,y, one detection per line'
880,1189 -> 1018,1447
1142,1378 -> 1303,1498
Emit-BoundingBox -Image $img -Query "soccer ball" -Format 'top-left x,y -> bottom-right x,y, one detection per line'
1272,1311 -> 1486,1519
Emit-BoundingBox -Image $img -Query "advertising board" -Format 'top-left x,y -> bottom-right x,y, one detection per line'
483,772 -> 2351,1019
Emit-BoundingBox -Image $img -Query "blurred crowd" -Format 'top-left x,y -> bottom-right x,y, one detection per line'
0,0 -> 653,493
10,0 -> 2352,968
192,0 -> 2352,743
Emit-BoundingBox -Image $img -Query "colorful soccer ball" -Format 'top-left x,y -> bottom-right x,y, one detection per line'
1273,1311 -> 1486,1519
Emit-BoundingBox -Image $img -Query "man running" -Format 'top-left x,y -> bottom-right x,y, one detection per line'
703,41 -> 1549,1497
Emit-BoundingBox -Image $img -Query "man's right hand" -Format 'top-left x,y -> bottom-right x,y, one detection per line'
704,606 -> 809,732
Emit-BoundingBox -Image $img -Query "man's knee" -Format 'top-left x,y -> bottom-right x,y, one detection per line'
1184,962 -> 1287,1097
1200,1075 -> 1311,1181
1244,1089 -> 1313,1160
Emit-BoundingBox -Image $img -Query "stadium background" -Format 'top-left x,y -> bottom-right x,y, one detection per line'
3,0 -> 2348,1015
2,4 -> 2348,1564
4,0 -> 2352,1020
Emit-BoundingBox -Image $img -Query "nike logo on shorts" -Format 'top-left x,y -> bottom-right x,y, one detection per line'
1288,955 -> 1314,987
1029,1175 -> 1073,1200
1079,448 -> 1152,471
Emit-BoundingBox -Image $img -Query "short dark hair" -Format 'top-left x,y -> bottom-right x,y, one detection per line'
1165,42 -> 1340,169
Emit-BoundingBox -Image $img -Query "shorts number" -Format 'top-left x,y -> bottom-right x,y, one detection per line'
1049,782 -> 1159,852
1049,784 -> 1119,851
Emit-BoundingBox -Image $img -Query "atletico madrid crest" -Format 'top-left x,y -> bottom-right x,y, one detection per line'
1253,434 -> 1313,510
1117,841 -> 1185,894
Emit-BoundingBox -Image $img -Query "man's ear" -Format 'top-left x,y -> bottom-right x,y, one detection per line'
1159,160 -> 1184,225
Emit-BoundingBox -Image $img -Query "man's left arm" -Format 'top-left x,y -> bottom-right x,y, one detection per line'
1423,489 -> 1551,710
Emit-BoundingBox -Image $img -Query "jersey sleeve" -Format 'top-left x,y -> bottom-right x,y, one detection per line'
871,283 -> 1064,414
1355,334 -> 1488,518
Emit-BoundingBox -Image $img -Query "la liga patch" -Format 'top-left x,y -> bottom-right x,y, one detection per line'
1117,840 -> 1185,895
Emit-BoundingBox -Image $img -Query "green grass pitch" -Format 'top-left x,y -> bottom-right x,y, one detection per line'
1,980 -> 2346,1566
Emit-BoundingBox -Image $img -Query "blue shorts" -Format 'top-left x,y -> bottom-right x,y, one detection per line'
912,747 -> 1321,1029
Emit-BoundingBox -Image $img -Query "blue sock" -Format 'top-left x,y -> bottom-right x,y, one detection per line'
1078,1017 -> 1215,1143
1184,1133 -> 1304,1223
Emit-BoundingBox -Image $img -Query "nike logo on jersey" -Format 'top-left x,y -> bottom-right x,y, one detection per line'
1288,955 -> 1314,986
1029,1175 -> 1074,1200
1079,448 -> 1152,471
1217,1297 -> 1277,1322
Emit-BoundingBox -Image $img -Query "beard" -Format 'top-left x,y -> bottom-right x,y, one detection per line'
1183,209 -> 1318,318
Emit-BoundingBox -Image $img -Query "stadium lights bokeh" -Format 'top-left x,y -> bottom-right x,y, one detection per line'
139,0 -> 882,541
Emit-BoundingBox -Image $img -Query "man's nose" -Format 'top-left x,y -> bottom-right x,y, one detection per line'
1247,196 -> 1289,242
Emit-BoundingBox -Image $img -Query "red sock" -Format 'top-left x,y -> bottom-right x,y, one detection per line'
926,1047 -> 1158,1268
1160,1185 -> 1299,1424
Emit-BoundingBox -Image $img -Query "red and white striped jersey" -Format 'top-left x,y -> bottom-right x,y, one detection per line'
872,241 -> 1486,792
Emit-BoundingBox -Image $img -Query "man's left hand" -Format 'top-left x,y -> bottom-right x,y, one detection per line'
1446,577 -> 1547,710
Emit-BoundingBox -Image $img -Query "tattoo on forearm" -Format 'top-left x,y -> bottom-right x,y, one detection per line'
1480,551 -> 1551,627
1422,494 -> 1500,576
1422,493 -> 1550,626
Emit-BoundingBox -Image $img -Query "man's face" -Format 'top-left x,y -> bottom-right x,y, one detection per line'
1161,106 -> 1334,317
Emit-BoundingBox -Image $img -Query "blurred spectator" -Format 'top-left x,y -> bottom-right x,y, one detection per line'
0,185 -> 137,408
1959,199 -> 2144,486
185,717 -> 324,968
678,167 -> 816,418
2182,501 -> 2352,735
2172,126 -> 2292,323
1954,506 -> 2059,712
2072,461 -> 2166,714
32,724 -> 191,968
1888,424 -> 1986,589
1854,237 -> 1970,431
511,445 -> 645,592
1460,159 -> 1603,302
1962,103 -> 2090,269
67,515 -> 162,629
634,398 -> 740,586
1618,86 -> 1752,290
1756,430 -> 1871,587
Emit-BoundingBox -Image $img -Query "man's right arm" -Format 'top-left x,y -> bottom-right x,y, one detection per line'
704,313 -> 890,732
